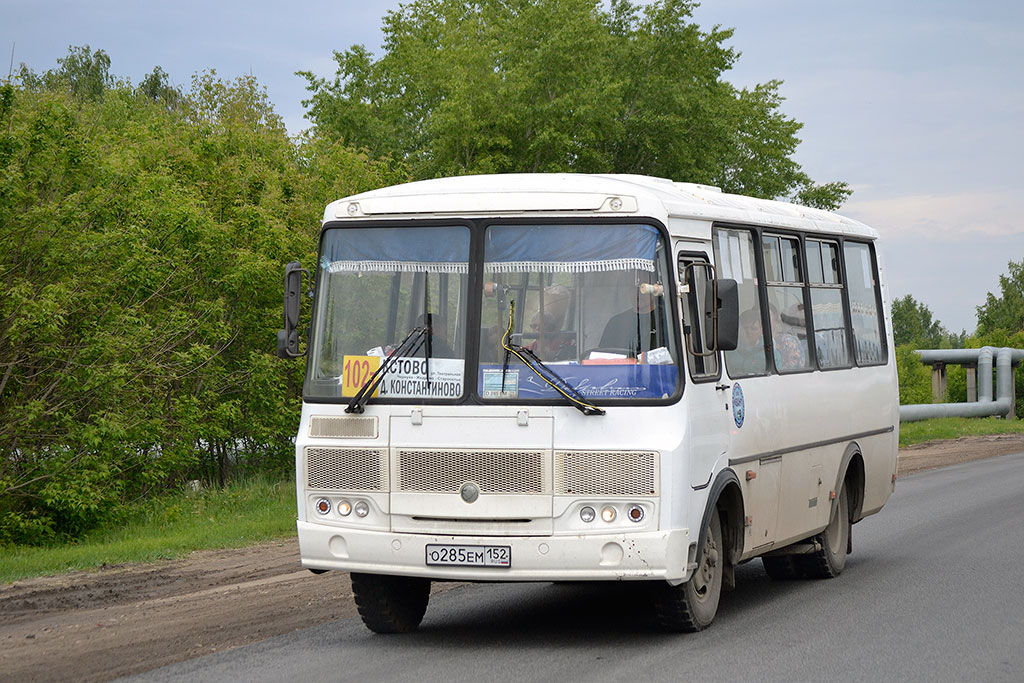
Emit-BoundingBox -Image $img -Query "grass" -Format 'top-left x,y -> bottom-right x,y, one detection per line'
0,475 -> 297,584
899,416 -> 1024,448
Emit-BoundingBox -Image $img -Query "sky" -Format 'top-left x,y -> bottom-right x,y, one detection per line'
4,0 -> 1022,334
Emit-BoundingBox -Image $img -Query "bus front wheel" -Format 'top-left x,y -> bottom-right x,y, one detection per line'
351,572 -> 431,633
654,510 -> 723,632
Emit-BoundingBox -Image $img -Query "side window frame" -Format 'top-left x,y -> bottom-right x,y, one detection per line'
762,231 -> 815,374
806,237 -> 853,371
677,251 -> 722,383
713,225 -> 770,379
843,239 -> 889,367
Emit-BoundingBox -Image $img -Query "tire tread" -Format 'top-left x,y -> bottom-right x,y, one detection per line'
351,572 -> 430,634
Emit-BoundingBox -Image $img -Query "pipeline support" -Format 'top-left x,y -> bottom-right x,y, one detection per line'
899,347 -> 1023,422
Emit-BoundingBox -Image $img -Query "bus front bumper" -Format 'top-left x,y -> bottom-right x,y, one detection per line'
297,521 -> 692,584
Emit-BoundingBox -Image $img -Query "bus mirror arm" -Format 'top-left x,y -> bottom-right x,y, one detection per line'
277,261 -> 310,359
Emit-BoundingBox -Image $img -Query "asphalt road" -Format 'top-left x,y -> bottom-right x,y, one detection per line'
125,452 -> 1024,683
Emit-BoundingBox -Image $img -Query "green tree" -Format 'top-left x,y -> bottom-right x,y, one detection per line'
300,0 -> 849,209
18,45 -> 112,101
0,47 -> 405,544
891,294 -> 948,348
895,345 -> 933,405
138,66 -> 181,110
976,260 -> 1024,335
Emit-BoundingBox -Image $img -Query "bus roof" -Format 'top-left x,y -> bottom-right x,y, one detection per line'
323,173 -> 878,241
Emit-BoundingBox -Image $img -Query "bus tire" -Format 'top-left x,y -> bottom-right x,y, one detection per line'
654,510 -> 723,632
351,572 -> 431,634
761,555 -> 803,580
801,484 -> 850,579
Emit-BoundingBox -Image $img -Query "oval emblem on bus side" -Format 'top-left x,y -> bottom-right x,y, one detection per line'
732,383 -> 745,429
460,482 -> 480,503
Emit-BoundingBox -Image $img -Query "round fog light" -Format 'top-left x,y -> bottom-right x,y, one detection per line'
580,506 -> 596,523
315,498 -> 331,515
600,506 -> 616,523
338,500 -> 352,516
354,500 -> 370,517
627,504 -> 645,523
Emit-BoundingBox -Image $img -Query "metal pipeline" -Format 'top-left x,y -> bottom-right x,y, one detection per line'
899,347 -> 1022,422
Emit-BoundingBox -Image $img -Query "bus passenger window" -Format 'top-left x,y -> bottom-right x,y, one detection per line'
714,228 -> 767,377
763,234 -> 811,372
807,239 -> 851,369
844,241 -> 886,364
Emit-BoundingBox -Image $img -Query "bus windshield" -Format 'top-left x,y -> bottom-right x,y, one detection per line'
478,223 -> 680,402
306,225 -> 471,401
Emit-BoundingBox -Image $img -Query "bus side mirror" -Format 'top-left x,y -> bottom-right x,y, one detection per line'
704,278 -> 739,351
277,261 -> 308,358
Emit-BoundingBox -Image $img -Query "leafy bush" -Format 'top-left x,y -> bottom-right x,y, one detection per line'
896,344 -> 933,405
0,55 -> 404,545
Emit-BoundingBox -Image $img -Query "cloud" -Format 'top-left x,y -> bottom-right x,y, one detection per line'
843,191 -> 1023,241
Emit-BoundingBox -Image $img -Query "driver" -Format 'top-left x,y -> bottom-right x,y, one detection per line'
528,311 -> 575,361
599,285 -> 663,358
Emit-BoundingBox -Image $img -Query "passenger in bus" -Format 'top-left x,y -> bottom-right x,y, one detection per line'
528,311 -> 575,361
729,308 -> 768,375
769,306 -> 808,371
480,324 -> 504,363
600,287 -> 663,358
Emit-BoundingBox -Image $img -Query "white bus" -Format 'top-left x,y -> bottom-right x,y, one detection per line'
277,174 -> 898,633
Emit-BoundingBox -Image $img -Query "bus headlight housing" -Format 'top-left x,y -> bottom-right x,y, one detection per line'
627,504 -> 645,523
580,506 -> 596,523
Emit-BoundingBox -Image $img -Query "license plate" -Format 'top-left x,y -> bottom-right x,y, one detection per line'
425,544 -> 511,568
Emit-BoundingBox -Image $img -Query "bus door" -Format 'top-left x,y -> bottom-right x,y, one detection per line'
713,226 -> 782,549
676,247 -> 729,489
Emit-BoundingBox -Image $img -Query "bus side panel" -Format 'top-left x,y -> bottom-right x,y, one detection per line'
728,362 -> 897,556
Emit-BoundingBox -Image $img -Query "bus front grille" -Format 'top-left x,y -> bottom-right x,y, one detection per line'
395,449 -> 549,494
554,451 -> 659,496
306,447 -> 388,491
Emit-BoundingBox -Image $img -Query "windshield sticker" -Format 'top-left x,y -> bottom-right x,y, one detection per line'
341,355 -> 381,398
482,368 -> 519,398
377,357 -> 464,399
342,356 -> 464,399
478,364 -> 677,400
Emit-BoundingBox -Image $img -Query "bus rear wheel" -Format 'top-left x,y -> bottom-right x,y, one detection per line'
351,572 -> 431,633
654,510 -> 723,632
801,484 -> 850,579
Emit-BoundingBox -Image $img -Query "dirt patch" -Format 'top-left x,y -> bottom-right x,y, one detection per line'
896,433 -> 1024,477
3,436 -> 1023,682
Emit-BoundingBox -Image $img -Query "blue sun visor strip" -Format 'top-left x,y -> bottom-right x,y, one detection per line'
483,224 -> 658,274
321,226 -> 470,274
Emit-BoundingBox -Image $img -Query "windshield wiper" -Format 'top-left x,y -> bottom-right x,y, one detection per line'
345,325 -> 428,414
501,300 -> 604,416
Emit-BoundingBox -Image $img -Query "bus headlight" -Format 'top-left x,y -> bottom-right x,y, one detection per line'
627,504 -> 645,523
338,500 -> 352,516
354,500 -> 370,517
580,506 -> 596,523
600,506 -> 616,523
315,498 -> 331,515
